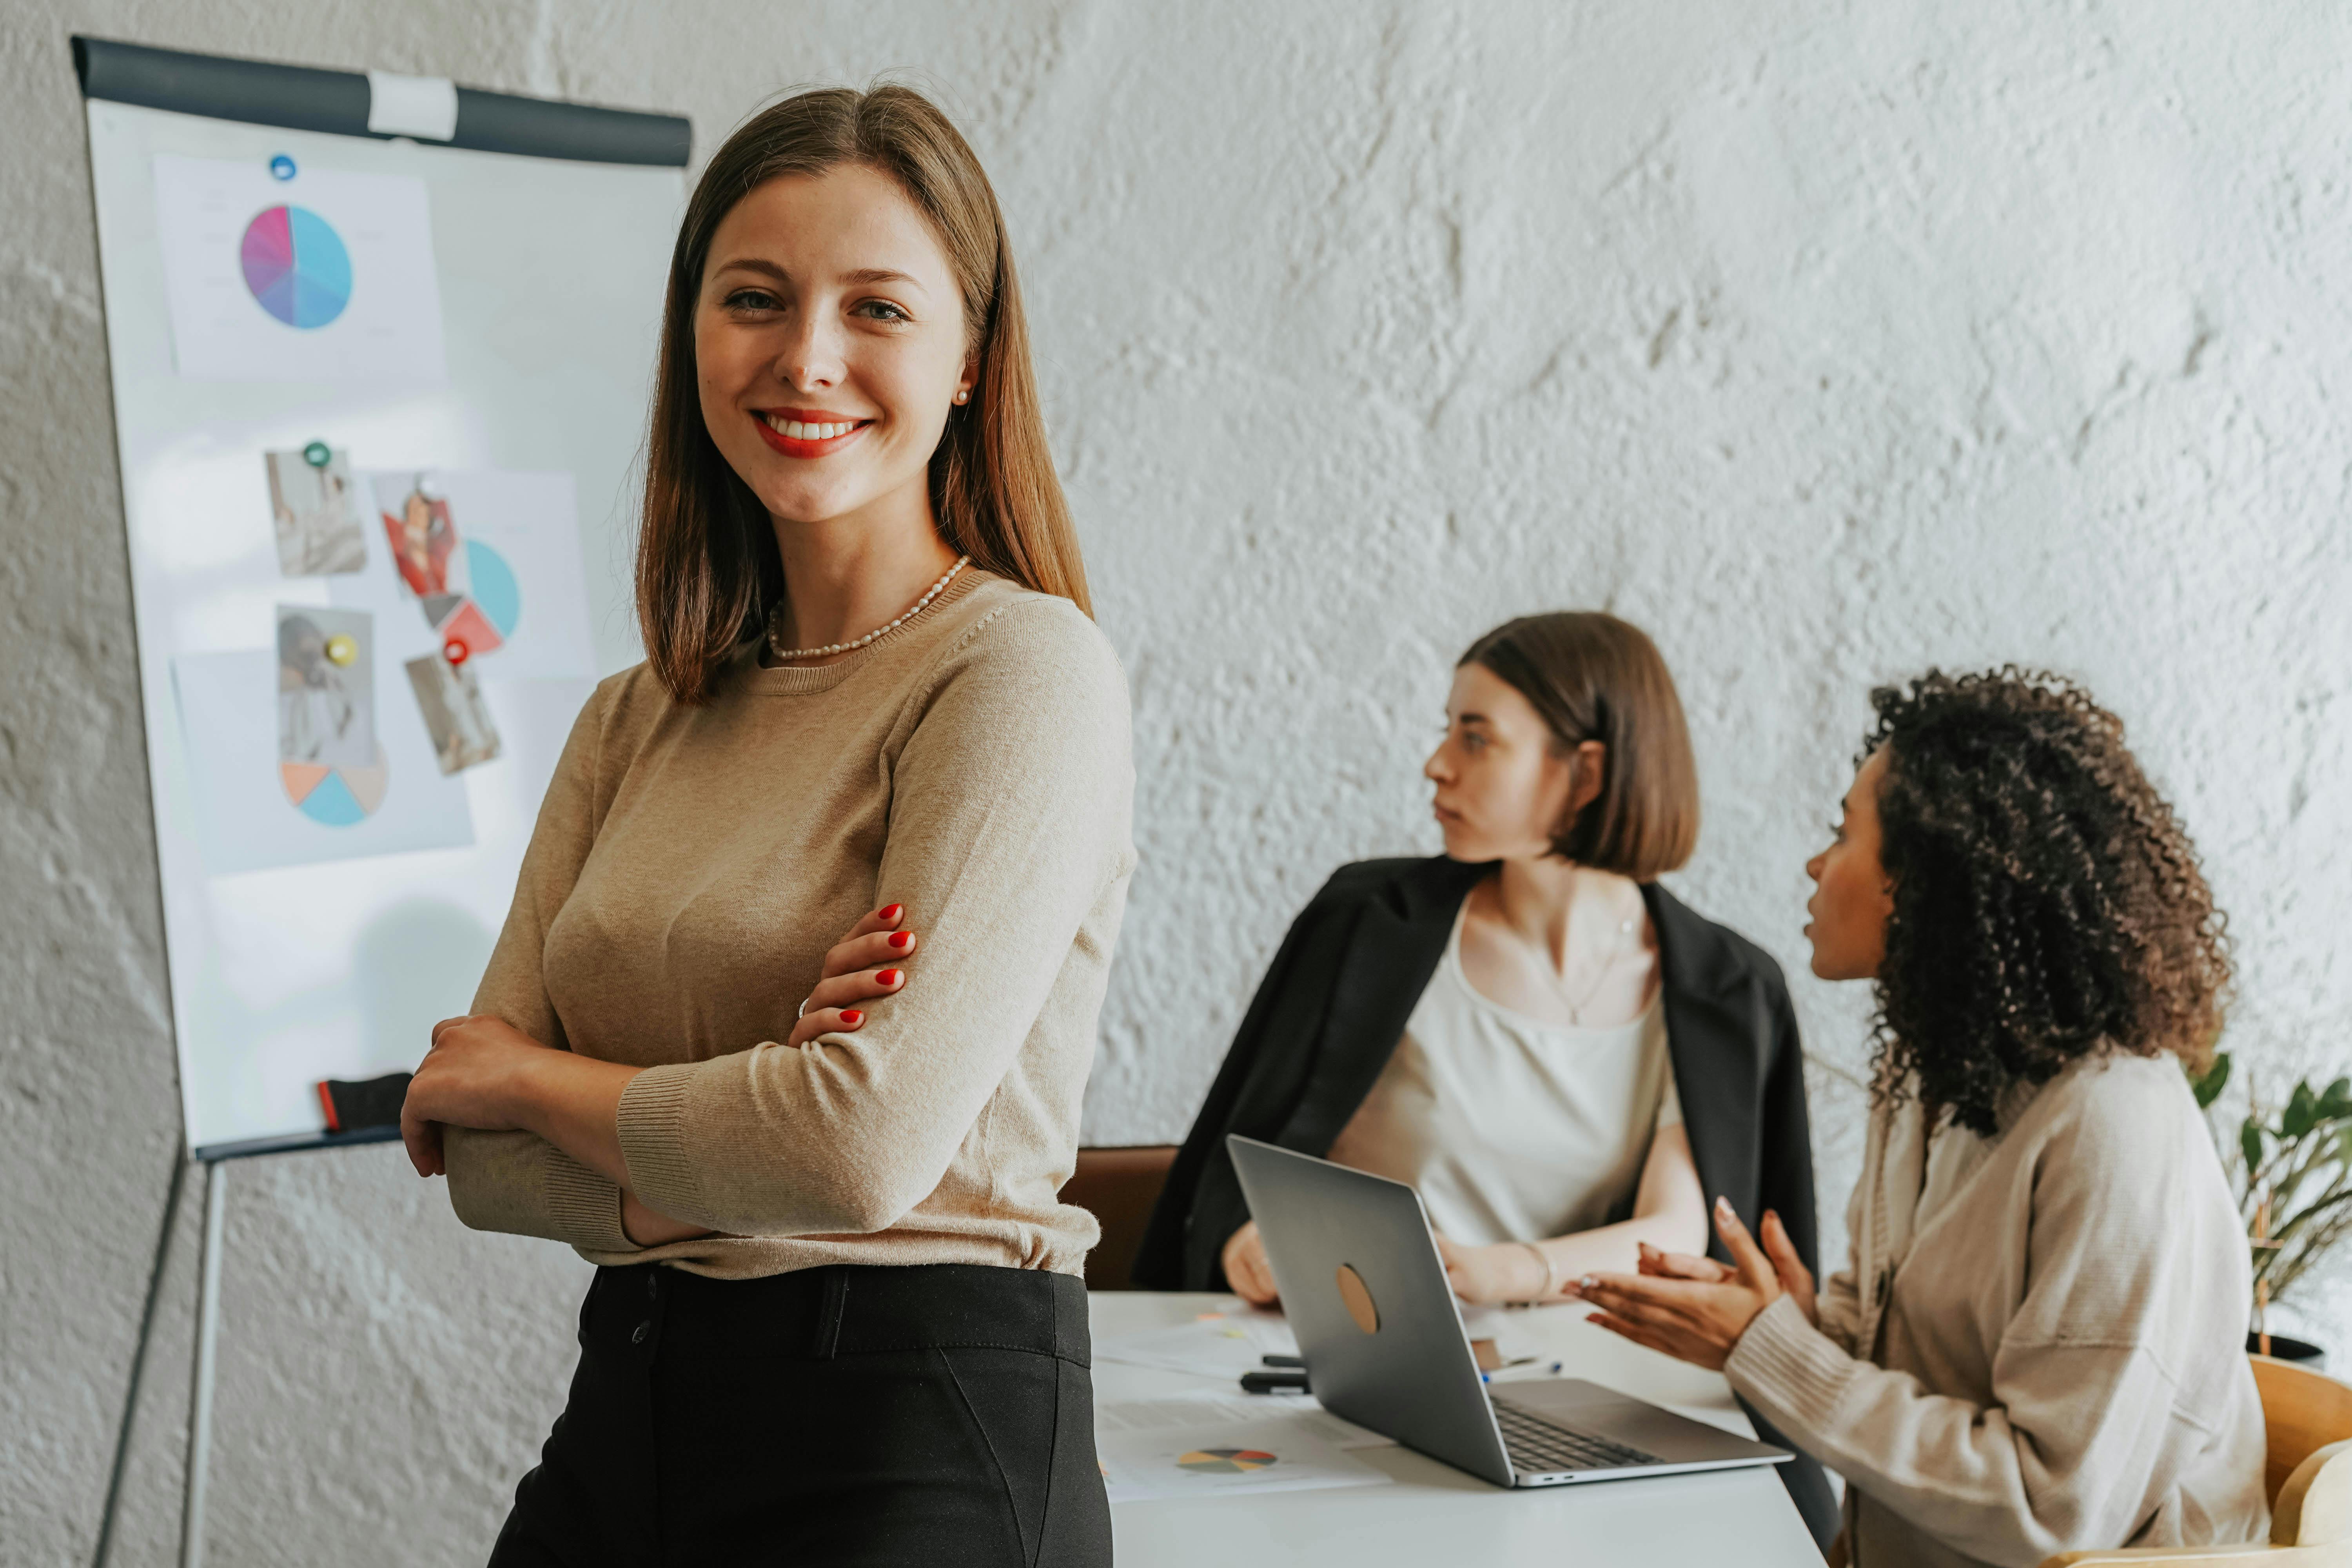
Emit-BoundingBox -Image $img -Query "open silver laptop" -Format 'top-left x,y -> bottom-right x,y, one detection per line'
1227,1135 -> 1792,1489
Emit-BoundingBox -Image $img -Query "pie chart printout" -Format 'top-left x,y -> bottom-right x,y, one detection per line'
240,204 -> 352,329
282,744 -> 389,827
1175,1448 -> 1280,1475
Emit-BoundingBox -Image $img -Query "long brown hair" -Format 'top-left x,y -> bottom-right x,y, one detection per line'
1459,612 -> 1700,881
637,83 -> 1089,704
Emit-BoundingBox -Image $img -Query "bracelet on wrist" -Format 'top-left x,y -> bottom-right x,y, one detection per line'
1518,1240 -> 1561,1303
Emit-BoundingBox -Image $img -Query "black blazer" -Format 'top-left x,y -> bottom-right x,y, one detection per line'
1132,854 -> 1838,1546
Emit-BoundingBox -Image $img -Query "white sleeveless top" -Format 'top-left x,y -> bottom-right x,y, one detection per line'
1324,906 -> 1681,1245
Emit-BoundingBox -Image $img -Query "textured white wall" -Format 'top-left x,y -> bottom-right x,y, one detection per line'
7,2 -> 2351,1563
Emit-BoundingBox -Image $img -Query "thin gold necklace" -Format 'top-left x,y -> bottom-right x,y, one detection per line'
1562,886 -> 1638,1025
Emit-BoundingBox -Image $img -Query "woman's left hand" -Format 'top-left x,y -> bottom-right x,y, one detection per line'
399,1015 -> 555,1178
1568,1197 -> 1781,1371
1433,1232 -> 1546,1306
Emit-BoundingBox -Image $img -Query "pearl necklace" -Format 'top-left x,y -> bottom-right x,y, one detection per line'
767,556 -> 969,662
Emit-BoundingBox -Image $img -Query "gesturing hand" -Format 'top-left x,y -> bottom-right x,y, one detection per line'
1569,1199 -> 1812,1371
1630,1208 -> 1816,1326
789,902 -> 920,1047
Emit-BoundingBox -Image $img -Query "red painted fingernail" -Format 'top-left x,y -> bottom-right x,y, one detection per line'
880,904 -> 903,922
840,1010 -> 863,1025
888,931 -> 913,950
877,969 -> 901,986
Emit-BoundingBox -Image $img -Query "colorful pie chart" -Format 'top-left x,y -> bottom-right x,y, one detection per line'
241,205 -> 352,330
1175,1448 -> 1279,1475
282,743 -> 388,826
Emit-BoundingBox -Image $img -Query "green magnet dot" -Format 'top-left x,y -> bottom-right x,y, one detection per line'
302,441 -> 332,468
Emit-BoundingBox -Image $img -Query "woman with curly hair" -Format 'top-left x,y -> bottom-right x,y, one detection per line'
1572,669 -> 2267,1566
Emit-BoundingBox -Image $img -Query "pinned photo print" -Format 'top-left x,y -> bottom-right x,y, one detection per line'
426,595 -> 505,662
405,652 -> 501,775
265,446 -> 367,576
276,605 -> 375,769
374,472 -> 463,599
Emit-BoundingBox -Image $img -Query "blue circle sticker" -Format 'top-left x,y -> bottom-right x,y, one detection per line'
269,154 -> 297,181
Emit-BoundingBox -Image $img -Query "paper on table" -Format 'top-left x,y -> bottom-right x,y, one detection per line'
1099,1390 -> 1395,1450
1098,1412 -> 1392,1505
151,154 -> 446,383
1094,1308 -> 1299,1380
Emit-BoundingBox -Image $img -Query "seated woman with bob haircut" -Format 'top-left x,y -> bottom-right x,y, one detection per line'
1573,669 -> 2267,1566
1136,610 -> 1837,1546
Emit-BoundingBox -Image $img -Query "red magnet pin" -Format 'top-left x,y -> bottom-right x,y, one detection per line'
443,638 -> 469,666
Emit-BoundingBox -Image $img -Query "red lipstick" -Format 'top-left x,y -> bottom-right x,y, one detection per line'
753,408 -> 872,459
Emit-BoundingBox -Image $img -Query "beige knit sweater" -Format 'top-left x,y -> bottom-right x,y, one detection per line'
441,571 -> 1136,1279
1725,1053 -> 2268,1568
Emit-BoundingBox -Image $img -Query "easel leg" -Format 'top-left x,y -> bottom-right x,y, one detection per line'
179,1159 -> 225,1568
90,1149 -> 188,1568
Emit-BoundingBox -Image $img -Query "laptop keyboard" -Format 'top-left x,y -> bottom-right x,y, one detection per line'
1493,1400 -> 1661,1475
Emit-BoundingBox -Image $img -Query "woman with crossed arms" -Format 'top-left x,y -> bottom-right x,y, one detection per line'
1575,669 -> 2267,1566
399,85 -> 1132,1566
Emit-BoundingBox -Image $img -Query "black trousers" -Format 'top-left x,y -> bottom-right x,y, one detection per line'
490,1262 -> 1112,1568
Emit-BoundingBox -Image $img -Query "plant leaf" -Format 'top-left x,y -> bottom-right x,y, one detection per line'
2193,1054 -> 2234,1110
2322,1077 -> 2352,1122
2244,1120 -> 2268,1176
2285,1081 -> 2321,1141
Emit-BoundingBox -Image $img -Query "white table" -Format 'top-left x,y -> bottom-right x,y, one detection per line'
1092,1292 -> 1823,1567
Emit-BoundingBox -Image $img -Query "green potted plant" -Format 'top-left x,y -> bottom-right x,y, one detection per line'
2189,1054 -> 2352,1367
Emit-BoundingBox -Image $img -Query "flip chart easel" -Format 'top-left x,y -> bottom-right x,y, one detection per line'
71,37 -> 688,1565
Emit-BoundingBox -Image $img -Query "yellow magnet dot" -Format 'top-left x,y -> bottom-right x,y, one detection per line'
323,634 -> 358,667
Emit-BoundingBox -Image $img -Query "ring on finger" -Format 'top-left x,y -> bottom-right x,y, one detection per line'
797,997 -> 812,1020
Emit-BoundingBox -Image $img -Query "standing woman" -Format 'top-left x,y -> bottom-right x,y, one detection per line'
1134,612 -> 1838,1546
1575,670 -> 2266,1565
399,86 -> 1133,1566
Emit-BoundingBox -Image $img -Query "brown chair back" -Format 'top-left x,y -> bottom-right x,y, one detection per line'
1059,1146 -> 1177,1291
2256,1356 -> 2352,1506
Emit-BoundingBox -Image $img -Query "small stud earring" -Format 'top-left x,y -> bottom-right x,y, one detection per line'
954,389 -> 969,404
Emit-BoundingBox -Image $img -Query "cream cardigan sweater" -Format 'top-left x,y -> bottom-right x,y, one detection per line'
1726,1052 -> 2268,1568
440,572 -> 1136,1279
